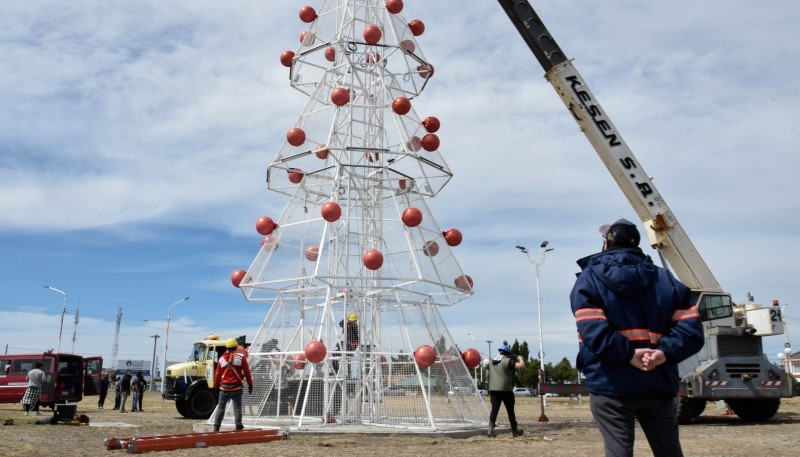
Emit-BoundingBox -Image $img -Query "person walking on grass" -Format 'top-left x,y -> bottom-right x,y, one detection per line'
486,344 -> 526,438
212,338 -> 254,432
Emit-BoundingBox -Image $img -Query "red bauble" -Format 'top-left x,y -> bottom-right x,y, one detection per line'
299,6 -> 317,23
422,240 -> 439,257
402,207 -> 422,227
400,39 -> 415,54
305,245 -> 319,261
231,269 -> 247,288
364,25 -> 382,45
280,50 -> 295,67
454,274 -> 473,291
288,168 -> 304,184
325,47 -> 336,62
261,235 -> 279,252
421,133 -> 439,152
299,30 -> 315,46
256,216 -> 276,235
321,201 -> 342,222
418,63 -> 434,79
315,144 -> 329,159
422,116 -> 440,133
461,348 -> 481,369
293,354 -> 307,369
331,87 -> 350,106
414,345 -> 437,368
363,249 -> 384,270
399,178 -> 413,192
392,96 -> 411,115
443,228 -> 462,246
287,127 -> 306,146
304,340 -> 327,363
385,0 -> 403,14
408,19 -> 425,36
406,136 -> 422,152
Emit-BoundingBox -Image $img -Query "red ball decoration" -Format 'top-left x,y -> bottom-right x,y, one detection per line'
280,50 -> 295,67
331,87 -> 350,106
461,348 -> 481,369
288,168 -> 304,184
299,6 -> 317,23
315,144 -> 329,159
417,63 -> 434,79
325,47 -> 336,62
414,345 -> 437,368
443,228 -> 462,246
364,25 -> 382,45
305,245 -> 319,262
321,201 -> 342,222
386,0 -> 403,14
299,30 -> 315,46
304,340 -> 327,363
231,269 -> 247,288
454,274 -> 473,291
287,127 -> 306,146
363,249 -> 384,270
399,178 -> 413,192
392,96 -> 411,115
402,207 -> 422,227
261,235 -> 279,252
400,39 -> 415,54
422,116 -> 440,133
365,151 -> 379,162
256,216 -> 277,235
422,240 -> 439,257
421,133 -> 439,151
406,136 -> 422,152
293,353 -> 307,369
408,19 -> 425,36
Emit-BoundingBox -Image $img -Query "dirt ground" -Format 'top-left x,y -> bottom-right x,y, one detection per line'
1,394 -> 799,456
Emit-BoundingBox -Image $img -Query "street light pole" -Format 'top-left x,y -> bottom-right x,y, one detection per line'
517,241 -> 554,422
150,334 -> 160,392
43,285 -> 67,353
162,297 -> 190,394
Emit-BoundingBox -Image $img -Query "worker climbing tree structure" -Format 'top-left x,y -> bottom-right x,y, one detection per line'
222,0 -> 487,433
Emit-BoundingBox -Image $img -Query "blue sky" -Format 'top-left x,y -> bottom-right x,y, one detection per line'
2,0 -> 799,373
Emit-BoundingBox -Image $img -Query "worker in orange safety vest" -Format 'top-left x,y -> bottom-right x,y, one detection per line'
212,338 -> 254,432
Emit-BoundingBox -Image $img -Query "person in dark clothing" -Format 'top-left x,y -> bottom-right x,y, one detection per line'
135,372 -> 147,411
119,370 -> 132,412
112,376 -> 121,410
98,372 -> 110,410
486,344 -> 525,438
570,218 -> 704,457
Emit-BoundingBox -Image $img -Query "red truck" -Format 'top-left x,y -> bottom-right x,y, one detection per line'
0,352 -> 103,408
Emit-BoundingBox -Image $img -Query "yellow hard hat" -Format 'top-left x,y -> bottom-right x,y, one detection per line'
225,338 -> 238,348
347,312 -> 358,322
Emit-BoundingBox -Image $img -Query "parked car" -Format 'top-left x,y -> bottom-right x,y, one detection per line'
383,385 -> 406,396
513,387 -> 533,397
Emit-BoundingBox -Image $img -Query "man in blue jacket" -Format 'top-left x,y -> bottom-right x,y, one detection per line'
570,218 -> 704,457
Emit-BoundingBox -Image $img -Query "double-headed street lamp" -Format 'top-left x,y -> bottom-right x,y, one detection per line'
162,297 -> 190,393
43,285 -> 67,353
517,241 -> 554,422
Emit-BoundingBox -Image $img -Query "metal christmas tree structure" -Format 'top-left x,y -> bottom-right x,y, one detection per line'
220,0 -> 487,433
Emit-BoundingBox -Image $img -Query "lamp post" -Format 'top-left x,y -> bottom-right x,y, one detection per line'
162,297 -> 190,394
150,334 -> 160,392
43,285 -> 67,353
517,241 -> 554,422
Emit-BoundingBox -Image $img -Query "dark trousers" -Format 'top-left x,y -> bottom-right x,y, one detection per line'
137,391 -> 144,411
589,394 -> 683,457
113,391 -> 121,409
98,390 -> 108,408
488,390 -> 518,428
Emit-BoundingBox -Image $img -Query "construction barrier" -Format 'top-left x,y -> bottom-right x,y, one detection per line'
104,428 -> 286,453
539,383 -> 589,396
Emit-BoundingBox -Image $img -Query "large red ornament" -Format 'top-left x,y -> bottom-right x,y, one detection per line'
293,354 -> 307,370
256,216 -> 276,235
422,240 -> 439,257
443,228 -> 462,246
461,348 -> 481,369
408,19 -> 425,36
325,47 -> 336,62
288,168 -> 304,184
305,245 -> 319,262
231,269 -> 247,288
414,345 -> 437,368
299,6 -> 317,23
385,0 -> 403,14
399,178 -> 413,192
422,116 -> 440,133
392,96 -> 411,115
421,133 -> 439,152
304,340 -> 327,363
400,39 -> 415,54
402,207 -> 422,227
321,201 -> 341,222
418,63 -> 434,79
406,136 -> 422,152
287,127 -> 306,146
331,87 -> 350,106
261,235 -> 279,252
315,144 -> 329,159
280,50 -> 295,67
299,30 -> 315,46
363,25 -> 382,45
454,274 -> 473,291
363,249 -> 384,270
